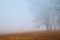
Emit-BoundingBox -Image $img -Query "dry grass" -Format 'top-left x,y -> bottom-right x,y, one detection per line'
0,30 -> 60,40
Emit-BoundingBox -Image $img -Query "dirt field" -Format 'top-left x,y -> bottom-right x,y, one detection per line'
0,30 -> 60,40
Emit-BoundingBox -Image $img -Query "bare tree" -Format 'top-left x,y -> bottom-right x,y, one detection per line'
29,0 -> 60,30
50,0 -> 60,30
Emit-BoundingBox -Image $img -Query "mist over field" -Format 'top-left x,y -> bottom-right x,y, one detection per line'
0,0 -> 60,34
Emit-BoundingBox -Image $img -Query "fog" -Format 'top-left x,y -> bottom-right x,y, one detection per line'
0,0 -> 60,34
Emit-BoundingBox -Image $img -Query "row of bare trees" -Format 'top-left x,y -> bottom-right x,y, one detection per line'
30,0 -> 60,30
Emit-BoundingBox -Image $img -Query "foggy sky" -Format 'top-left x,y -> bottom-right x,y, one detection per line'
0,0 -> 48,34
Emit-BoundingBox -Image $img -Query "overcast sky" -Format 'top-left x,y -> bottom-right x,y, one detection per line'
0,0 -> 46,34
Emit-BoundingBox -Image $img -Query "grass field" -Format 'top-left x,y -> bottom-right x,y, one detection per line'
0,30 -> 60,40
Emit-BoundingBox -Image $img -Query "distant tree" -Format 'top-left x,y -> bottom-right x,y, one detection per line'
50,0 -> 60,30
29,0 -> 53,30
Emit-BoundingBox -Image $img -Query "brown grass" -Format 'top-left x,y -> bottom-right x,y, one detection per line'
0,30 -> 60,40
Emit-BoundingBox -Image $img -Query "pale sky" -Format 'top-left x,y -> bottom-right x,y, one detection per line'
0,0 -> 46,34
